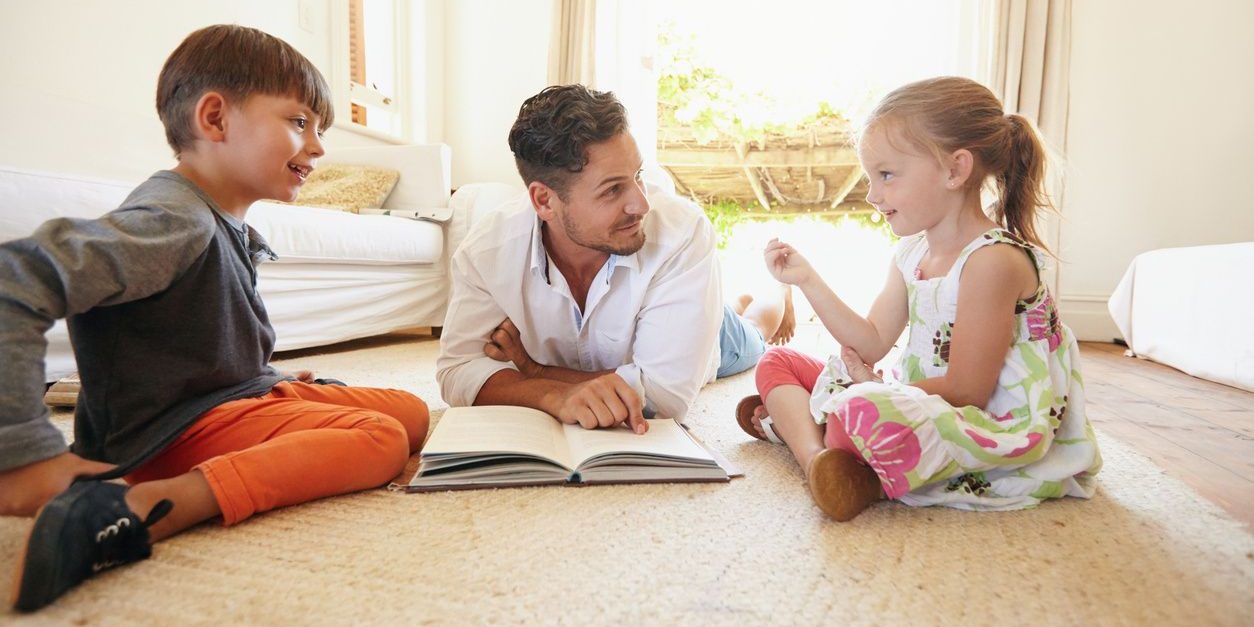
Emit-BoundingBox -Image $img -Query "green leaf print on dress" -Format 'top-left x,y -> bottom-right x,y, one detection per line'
809,228 -> 1100,512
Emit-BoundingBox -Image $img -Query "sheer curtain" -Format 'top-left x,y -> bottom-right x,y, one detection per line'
975,0 -> 1073,292
548,0 -> 597,86
548,0 -> 661,178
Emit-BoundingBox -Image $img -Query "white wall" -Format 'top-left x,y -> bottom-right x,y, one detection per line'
1059,0 -> 1254,340
443,0 -> 551,187
8,1 -> 1250,340
0,0 -> 405,184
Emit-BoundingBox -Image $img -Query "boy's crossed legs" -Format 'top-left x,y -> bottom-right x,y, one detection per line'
127,381 -> 427,529
13,382 -> 428,610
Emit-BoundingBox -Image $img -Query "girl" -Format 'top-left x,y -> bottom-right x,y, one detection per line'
736,77 -> 1101,521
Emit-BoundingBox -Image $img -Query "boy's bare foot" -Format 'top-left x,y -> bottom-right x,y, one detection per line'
768,285 -> 795,345
840,346 -> 883,384
806,448 -> 884,521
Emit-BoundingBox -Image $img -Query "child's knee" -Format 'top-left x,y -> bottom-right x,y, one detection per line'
391,392 -> 430,452
355,412 -> 412,482
754,347 -> 807,392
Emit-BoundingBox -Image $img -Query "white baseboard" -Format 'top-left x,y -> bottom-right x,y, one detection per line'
1059,293 -> 1121,342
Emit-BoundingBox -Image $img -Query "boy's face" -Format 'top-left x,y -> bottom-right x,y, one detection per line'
220,93 -> 325,204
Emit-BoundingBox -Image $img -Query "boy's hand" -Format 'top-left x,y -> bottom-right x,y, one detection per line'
548,373 -> 648,434
764,238 -> 816,287
0,452 -> 115,517
283,370 -> 316,383
485,318 -> 543,378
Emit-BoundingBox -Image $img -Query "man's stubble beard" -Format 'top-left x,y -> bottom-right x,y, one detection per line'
564,214 -> 647,256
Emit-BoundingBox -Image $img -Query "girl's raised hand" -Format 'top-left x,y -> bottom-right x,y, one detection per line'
764,238 -> 814,286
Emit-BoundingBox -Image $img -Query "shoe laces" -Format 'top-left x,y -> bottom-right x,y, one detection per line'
90,499 -> 173,573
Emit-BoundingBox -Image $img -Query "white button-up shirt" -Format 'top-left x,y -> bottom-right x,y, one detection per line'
436,185 -> 723,420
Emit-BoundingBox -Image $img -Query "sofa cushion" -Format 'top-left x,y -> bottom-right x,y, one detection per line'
285,164 -> 400,213
249,201 -> 443,265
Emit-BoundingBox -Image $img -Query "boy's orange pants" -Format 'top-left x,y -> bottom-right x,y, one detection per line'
126,381 -> 428,525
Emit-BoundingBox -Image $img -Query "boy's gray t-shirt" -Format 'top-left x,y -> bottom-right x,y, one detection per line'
0,171 -> 285,472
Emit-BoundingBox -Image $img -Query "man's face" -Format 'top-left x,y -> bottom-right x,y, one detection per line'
548,133 -> 650,256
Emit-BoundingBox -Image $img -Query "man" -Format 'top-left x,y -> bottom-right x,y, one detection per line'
436,85 -> 790,432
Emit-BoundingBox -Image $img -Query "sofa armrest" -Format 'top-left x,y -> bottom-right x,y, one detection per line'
445,182 -> 526,259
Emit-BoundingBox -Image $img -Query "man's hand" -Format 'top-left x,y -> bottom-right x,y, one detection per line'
283,370 -> 316,383
0,452 -> 116,517
485,318 -> 543,378
547,373 -> 648,434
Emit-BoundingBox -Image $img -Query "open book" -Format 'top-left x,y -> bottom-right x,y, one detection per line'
402,406 -> 737,491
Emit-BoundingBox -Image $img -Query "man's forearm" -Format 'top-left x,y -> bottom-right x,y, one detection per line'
474,369 -> 569,415
530,364 -> 613,384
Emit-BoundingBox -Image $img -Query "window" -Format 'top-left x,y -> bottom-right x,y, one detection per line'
336,0 -> 407,140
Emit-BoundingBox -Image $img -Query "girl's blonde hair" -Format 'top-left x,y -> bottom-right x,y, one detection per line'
861,76 -> 1053,251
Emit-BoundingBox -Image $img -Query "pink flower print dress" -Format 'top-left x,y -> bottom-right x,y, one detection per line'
807,229 -> 1102,511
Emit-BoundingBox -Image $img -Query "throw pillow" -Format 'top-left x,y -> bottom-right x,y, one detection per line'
285,164 -> 400,213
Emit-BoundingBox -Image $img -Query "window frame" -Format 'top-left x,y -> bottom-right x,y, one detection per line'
330,0 -> 411,143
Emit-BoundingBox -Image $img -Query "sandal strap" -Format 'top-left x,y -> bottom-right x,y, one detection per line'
759,415 -> 785,445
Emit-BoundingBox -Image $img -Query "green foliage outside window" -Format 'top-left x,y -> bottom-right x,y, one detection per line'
659,21 -> 895,249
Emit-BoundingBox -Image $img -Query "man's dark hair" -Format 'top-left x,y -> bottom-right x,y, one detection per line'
507,85 -> 628,199
157,24 -> 334,156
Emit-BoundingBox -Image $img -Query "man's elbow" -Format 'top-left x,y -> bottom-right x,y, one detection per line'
649,391 -> 695,423
435,364 -> 470,408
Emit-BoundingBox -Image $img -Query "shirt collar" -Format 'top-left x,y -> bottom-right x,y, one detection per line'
529,215 -> 551,283
529,216 -> 642,285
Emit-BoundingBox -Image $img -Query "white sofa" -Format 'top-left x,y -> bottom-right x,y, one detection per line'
0,144 -> 468,382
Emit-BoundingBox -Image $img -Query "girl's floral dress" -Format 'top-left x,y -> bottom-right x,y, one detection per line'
809,229 -> 1102,510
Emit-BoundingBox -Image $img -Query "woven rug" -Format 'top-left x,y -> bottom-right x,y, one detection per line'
2,335 -> 1250,625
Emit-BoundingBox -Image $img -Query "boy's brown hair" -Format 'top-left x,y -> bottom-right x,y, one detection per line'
156,24 -> 334,156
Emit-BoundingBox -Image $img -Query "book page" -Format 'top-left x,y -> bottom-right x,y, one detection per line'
564,419 -> 715,468
421,406 -> 575,471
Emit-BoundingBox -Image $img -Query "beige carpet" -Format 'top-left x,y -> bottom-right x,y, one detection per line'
3,334 -> 1251,625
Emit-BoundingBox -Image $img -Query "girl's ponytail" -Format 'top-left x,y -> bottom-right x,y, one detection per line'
994,114 -> 1052,252
862,78 -> 1056,253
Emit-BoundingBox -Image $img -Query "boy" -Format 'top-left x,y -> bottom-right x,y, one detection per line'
0,25 -> 429,612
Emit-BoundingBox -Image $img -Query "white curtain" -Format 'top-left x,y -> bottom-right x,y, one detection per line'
978,0 -> 1073,292
987,0 -> 1072,149
548,0 -> 597,86
548,0 -> 660,174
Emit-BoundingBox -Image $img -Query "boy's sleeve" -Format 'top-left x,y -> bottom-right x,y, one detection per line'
0,205 -> 216,471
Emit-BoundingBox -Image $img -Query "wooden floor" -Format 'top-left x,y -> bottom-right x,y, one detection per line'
1080,341 -> 1253,528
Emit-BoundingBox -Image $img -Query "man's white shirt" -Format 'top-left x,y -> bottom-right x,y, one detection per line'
436,184 -> 723,421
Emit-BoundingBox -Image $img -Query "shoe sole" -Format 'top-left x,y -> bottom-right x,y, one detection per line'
735,395 -> 765,441
806,448 -> 883,522
10,482 -> 90,612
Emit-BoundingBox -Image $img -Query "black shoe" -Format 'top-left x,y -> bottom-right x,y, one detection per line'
11,481 -> 172,612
